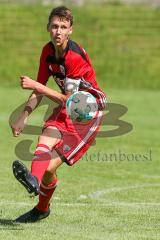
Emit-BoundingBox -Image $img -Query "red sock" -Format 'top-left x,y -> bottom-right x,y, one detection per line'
35,178 -> 58,212
31,144 -> 52,183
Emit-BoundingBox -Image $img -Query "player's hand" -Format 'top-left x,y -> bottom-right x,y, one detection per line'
11,114 -> 28,137
20,76 -> 38,90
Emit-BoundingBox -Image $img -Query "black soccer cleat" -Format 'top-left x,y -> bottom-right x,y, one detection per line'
15,207 -> 50,223
12,160 -> 39,196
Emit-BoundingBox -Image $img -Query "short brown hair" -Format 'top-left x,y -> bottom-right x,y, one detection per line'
48,6 -> 73,27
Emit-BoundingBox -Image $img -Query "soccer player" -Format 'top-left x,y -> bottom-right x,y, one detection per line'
11,6 -> 106,223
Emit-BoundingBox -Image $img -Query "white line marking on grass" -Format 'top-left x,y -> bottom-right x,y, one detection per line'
87,183 -> 160,199
1,184 -> 160,210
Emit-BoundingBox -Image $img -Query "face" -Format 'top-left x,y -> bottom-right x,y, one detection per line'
48,16 -> 72,48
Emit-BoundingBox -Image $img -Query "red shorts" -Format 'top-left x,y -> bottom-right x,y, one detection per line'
43,106 -> 103,166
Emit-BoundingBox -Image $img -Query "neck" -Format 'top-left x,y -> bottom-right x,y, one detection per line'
54,39 -> 69,59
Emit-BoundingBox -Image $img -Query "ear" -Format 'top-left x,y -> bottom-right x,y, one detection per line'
69,26 -> 73,35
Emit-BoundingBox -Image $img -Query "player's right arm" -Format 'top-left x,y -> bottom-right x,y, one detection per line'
11,44 -> 51,137
11,90 -> 43,137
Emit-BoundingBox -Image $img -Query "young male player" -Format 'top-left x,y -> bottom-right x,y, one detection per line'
11,6 -> 106,223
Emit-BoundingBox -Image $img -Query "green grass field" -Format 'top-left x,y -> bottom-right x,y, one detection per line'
0,4 -> 160,89
0,87 -> 160,240
0,3 -> 160,240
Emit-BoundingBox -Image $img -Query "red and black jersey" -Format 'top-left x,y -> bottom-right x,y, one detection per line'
37,40 -> 106,110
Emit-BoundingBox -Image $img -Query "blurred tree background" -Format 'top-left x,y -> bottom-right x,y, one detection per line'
0,0 -> 159,90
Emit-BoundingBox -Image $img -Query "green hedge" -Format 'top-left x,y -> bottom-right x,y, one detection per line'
0,4 -> 159,89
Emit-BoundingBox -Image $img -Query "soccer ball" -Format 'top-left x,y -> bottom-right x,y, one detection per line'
66,91 -> 98,123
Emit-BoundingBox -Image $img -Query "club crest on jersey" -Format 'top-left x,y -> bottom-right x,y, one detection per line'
60,65 -> 65,75
63,144 -> 71,152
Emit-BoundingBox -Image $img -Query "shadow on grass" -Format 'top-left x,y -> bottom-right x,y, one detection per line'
0,218 -> 23,230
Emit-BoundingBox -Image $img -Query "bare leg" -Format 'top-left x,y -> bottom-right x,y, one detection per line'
38,126 -> 61,149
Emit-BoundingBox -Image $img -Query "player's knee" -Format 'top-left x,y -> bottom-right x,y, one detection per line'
46,162 -> 57,174
40,126 -> 61,149
43,169 -> 54,178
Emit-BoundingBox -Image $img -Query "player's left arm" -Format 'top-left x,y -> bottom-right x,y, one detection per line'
20,76 -> 69,105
